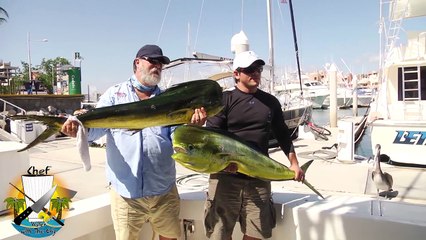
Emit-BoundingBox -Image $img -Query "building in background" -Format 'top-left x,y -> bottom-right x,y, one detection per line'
0,60 -> 18,93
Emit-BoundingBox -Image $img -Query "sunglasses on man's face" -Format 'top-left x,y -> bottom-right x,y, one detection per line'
142,57 -> 164,65
238,66 -> 263,74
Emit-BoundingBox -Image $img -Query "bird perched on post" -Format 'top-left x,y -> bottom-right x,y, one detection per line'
371,144 -> 393,198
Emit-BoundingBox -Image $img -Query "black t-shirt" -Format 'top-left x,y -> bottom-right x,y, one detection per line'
207,87 -> 295,156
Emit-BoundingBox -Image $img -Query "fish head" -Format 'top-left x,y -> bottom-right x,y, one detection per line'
172,125 -> 228,173
181,80 -> 224,117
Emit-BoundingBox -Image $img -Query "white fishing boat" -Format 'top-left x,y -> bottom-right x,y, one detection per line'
275,80 -> 330,109
356,86 -> 376,107
324,85 -> 376,109
369,0 -> 426,166
357,72 -> 379,107
322,84 -> 354,108
321,63 -> 376,109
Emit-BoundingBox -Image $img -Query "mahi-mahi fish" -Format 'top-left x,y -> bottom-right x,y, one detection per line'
12,80 -> 223,170
172,125 -> 325,199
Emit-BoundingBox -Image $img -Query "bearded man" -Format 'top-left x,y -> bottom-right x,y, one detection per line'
61,45 -> 207,240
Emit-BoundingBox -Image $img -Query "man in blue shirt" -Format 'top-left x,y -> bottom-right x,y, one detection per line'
61,44 -> 207,240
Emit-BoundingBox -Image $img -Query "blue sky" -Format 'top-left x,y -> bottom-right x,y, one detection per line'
1,0 -> 425,93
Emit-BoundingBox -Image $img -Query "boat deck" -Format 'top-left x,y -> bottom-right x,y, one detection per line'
1,122 -> 426,239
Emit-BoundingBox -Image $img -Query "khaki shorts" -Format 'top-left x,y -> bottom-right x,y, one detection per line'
110,185 -> 181,240
204,174 -> 276,239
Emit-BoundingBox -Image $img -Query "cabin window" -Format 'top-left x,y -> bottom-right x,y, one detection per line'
422,66 -> 426,100
397,66 -> 426,101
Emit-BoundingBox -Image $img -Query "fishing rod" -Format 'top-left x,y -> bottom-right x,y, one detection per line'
288,0 -> 304,96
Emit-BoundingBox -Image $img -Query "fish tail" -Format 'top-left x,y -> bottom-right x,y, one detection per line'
300,159 -> 314,173
13,115 -> 67,152
300,160 -> 325,199
303,179 -> 325,199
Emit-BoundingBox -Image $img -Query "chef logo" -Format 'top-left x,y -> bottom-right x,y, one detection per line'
3,166 -> 73,238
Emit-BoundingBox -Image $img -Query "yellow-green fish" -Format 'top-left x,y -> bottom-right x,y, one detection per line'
172,125 -> 324,199
13,79 -> 223,152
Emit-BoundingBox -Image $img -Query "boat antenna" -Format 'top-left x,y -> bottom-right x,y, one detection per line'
241,0 -> 245,30
193,0 -> 206,50
266,0 -> 275,93
288,0 -> 303,95
157,0 -> 172,43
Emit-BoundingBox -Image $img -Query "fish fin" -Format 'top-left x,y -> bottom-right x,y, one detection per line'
300,159 -> 314,174
303,179 -> 325,200
18,126 -> 60,152
8,115 -> 29,120
168,109 -> 191,119
218,153 -> 247,160
218,153 -> 233,158
299,160 -> 325,199
15,116 -> 67,152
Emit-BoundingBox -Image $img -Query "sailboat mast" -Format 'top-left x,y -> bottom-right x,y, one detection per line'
378,0 -> 384,81
185,23 -> 191,82
288,0 -> 303,94
266,0 -> 275,93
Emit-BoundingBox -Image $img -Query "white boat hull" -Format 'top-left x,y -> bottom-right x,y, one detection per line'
3,192 -> 425,240
281,98 -> 313,140
4,191 -> 426,240
323,95 -> 353,108
309,94 -> 329,109
274,81 -> 329,109
370,120 -> 426,165
356,95 -> 373,107
283,104 -> 312,130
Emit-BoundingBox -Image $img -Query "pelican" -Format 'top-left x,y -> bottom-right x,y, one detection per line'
371,144 -> 393,216
371,144 -> 393,195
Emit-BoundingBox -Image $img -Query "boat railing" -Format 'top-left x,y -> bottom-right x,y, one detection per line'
81,102 -> 97,110
0,97 -> 26,115
384,1 -> 407,58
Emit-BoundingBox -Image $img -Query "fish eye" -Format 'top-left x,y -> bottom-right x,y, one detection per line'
188,144 -> 195,151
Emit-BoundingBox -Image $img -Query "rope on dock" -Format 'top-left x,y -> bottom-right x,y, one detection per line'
176,173 -> 209,191
297,149 -> 336,160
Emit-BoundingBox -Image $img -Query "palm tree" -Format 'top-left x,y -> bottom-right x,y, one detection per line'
50,197 -> 71,220
0,7 -> 9,24
4,197 -> 26,218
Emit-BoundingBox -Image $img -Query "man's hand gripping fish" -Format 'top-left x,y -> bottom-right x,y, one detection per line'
172,125 -> 325,199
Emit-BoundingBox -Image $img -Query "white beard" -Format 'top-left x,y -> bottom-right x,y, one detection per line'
141,67 -> 161,86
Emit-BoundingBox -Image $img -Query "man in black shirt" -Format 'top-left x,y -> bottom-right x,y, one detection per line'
204,50 -> 304,240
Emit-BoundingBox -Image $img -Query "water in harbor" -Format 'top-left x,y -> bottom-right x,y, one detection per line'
310,107 -> 373,158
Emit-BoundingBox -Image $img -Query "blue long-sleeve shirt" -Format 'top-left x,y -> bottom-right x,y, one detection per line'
87,76 -> 176,198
